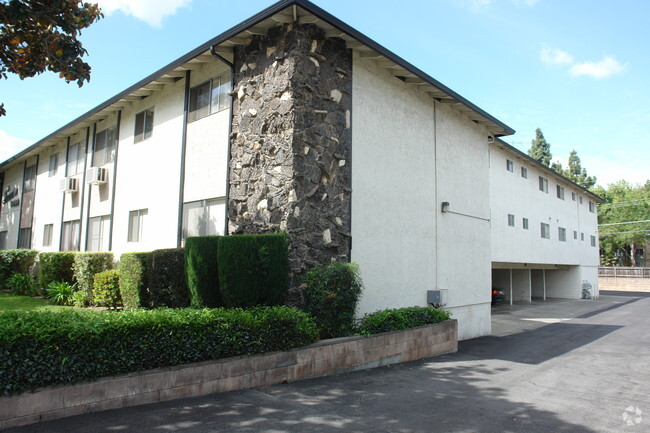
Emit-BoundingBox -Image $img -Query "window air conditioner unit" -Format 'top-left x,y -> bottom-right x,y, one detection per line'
86,167 -> 108,185
60,177 -> 79,193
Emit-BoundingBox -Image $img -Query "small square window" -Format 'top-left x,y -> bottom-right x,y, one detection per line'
571,192 -> 576,201
589,201 -> 595,213
541,223 -> 550,239
557,185 -> 565,200
523,218 -> 529,230
521,167 -> 528,178
134,108 -> 154,143
573,230 -> 578,240
539,176 -> 548,193
579,196 -> 583,204
508,214 -> 515,226
506,159 -> 514,172
48,154 -> 58,177
43,224 -> 53,247
590,235 -> 597,247
558,227 -> 566,242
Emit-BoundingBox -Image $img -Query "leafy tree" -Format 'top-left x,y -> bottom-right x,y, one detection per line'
0,0 -> 103,116
551,149 -> 597,189
594,180 -> 650,266
528,128 -> 552,167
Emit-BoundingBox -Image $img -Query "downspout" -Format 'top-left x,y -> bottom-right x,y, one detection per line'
59,137 -> 71,250
177,70 -> 191,247
15,160 -> 26,248
210,45 -> 235,237
83,123 -> 96,251
108,110 -> 121,251
433,99 -> 439,291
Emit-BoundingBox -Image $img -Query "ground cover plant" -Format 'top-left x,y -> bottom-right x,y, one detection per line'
357,306 -> 451,335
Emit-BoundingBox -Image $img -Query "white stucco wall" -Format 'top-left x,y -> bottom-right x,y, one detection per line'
351,53 -> 492,340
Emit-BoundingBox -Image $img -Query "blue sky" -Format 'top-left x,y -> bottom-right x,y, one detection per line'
1,0 -> 647,187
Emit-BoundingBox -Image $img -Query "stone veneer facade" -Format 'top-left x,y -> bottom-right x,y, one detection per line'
228,23 -> 352,286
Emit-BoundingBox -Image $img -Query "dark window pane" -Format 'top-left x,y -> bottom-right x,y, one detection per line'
134,111 -> 145,142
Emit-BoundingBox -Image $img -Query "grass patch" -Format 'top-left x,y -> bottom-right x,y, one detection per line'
0,292 -> 70,312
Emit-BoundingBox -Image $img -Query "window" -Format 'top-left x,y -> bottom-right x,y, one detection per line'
573,230 -> 578,240
0,231 -> 6,250
572,192 -> 576,201
87,215 -> 111,251
48,154 -> 58,177
538,176 -> 548,193
589,201 -> 595,213
67,141 -> 85,176
188,71 -> 232,122
590,235 -> 597,247
523,218 -> 529,230
557,185 -> 565,200
128,209 -> 148,242
558,227 -> 566,242
521,167 -> 528,179
43,224 -> 53,246
18,227 -> 32,249
93,127 -> 116,167
579,196 -> 583,204
134,108 -> 154,143
507,214 -> 515,226
506,159 -> 514,172
182,198 -> 225,240
62,220 -> 81,251
23,164 -> 36,192
581,232 -> 585,241
541,223 -> 550,239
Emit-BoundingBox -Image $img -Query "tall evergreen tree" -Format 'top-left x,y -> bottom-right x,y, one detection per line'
565,150 -> 597,189
528,128 -> 552,167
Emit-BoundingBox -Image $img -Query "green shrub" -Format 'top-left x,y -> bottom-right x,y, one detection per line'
0,306 -> 318,395
72,253 -> 114,301
71,290 -> 90,308
46,281 -> 76,306
0,249 -> 38,289
93,270 -> 122,309
7,273 -> 37,296
303,262 -> 363,339
185,236 -> 222,308
38,252 -> 76,288
147,248 -> 188,308
357,307 -> 451,335
217,233 -> 289,308
118,252 -> 150,309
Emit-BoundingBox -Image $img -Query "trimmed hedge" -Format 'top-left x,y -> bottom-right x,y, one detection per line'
93,270 -> 122,309
185,236 -> 222,308
0,307 -> 318,395
303,262 -> 363,339
217,233 -> 289,308
148,248 -> 188,308
38,252 -> 76,288
0,249 -> 38,289
357,307 -> 451,335
118,252 -> 150,309
72,253 -> 114,300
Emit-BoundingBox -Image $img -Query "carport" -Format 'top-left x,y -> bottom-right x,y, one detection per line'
492,263 -> 581,305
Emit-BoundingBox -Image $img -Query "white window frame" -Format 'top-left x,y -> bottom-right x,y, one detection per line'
581,232 -> 585,241
573,230 -> 578,240
23,163 -> 36,192
557,185 -> 565,200
506,159 -> 514,172
507,214 -> 515,227
93,127 -> 116,167
539,176 -> 548,193
67,141 -> 85,176
48,153 -> 58,177
558,227 -> 566,242
188,71 -> 232,122
541,223 -> 550,239
523,218 -> 529,230
18,227 -> 32,249
134,107 -> 154,143
87,215 -> 111,252
43,224 -> 53,247
571,192 -> 576,201
589,201 -> 595,213
590,235 -> 597,247
182,197 -> 226,241
62,220 -> 81,251
128,209 -> 148,242
521,166 -> 528,179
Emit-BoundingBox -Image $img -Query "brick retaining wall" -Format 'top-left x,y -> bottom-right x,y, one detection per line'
599,277 -> 650,292
0,319 -> 457,429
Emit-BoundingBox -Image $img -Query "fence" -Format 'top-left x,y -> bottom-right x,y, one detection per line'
599,267 -> 650,278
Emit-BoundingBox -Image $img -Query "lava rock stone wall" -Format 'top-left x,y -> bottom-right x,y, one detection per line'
228,23 -> 352,286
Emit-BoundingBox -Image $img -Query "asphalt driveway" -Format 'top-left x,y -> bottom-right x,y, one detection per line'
6,292 -> 649,433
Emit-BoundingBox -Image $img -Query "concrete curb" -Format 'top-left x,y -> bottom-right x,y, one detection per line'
0,319 -> 457,429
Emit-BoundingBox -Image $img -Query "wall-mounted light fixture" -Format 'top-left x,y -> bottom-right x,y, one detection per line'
441,201 -> 450,213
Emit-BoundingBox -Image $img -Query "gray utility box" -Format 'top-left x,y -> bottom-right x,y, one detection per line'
427,289 -> 448,307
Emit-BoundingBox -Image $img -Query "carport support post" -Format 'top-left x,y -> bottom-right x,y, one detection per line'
543,269 -> 547,300
528,269 -> 532,302
509,268 -> 513,305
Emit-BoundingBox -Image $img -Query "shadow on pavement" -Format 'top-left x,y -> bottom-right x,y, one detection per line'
600,289 -> 650,298
459,323 -> 622,365
577,297 -> 641,318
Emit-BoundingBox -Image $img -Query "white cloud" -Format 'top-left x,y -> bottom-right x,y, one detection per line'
0,130 -> 32,163
98,0 -> 192,27
570,56 -> 626,79
540,45 -> 574,66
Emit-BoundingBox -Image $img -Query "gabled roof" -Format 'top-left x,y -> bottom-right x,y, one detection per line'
1,0 -> 515,169
494,138 -> 604,202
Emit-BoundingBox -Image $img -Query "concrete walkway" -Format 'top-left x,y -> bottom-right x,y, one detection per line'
6,293 -> 649,433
